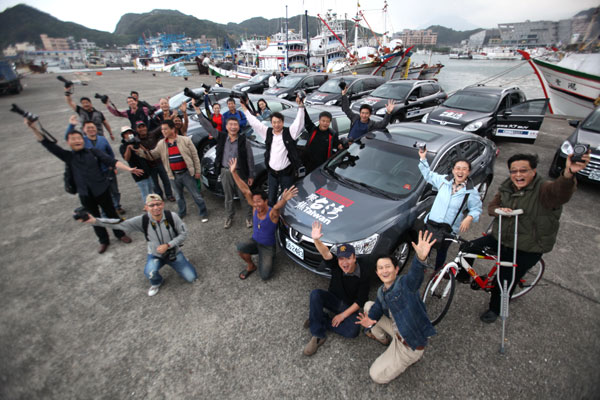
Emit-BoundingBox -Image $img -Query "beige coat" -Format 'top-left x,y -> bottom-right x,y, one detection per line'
139,135 -> 201,180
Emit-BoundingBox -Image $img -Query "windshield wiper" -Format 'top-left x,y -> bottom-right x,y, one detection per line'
353,181 -> 396,199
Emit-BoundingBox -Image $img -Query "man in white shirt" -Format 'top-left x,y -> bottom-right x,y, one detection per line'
241,95 -> 304,206
268,72 -> 278,88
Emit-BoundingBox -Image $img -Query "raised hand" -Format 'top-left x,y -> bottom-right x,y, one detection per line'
385,99 -> 395,114
566,151 -> 591,175
411,230 -> 437,262
311,221 -> 323,241
228,157 -> 238,173
69,115 -> 79,125
281,185 -> 298,201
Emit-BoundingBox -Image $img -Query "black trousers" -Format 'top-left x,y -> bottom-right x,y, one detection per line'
463,235 -> 542,314
79,189 -> 126,244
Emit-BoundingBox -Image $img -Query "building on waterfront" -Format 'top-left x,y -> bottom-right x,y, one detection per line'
196,35 -> 217,48
40,34 -> 73,51
3,42 -> 37,56
498,19 -> 574,47
468,29 -> 501,48
394,29 -> 438,46
76,38 -> 96,50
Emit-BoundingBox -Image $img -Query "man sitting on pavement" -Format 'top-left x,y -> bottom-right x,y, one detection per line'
228,158 -> 298,281
137,120 -> 208,222
356,230 -> 437,384
303,221 -> 370,356
80,194 -> 198,297
241,95 -> 304,206
25,118 -> 142,253
341,86 -> 394,142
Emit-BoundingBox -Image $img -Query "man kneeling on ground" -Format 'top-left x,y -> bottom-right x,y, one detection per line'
228,158 -> 298,281
303,221 -> 370,356
356,230 -> 437,384
79,194 -> 198,296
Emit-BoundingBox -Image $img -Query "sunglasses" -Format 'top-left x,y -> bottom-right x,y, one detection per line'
147,203 -> 163,208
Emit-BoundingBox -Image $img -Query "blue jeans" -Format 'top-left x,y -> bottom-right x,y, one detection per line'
143,252 -> 198,286
150,163 -> 173,199
267,170 -> 294,207
308,289 -> 360,339
237,239 -> 276,280
171,172 -> 208,217
136,178 -> 154,203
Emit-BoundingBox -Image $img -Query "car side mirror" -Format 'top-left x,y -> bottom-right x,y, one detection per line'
568,119 -> 580,128
408,95 -> 418,102
503,110 -> 513,117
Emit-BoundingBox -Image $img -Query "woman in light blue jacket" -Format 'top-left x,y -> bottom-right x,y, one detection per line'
418,147 -> 483,271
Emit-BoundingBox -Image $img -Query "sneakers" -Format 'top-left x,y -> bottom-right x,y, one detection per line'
201,216 -> 209,223
246,218 -> 253,229
148,283 -> 161,297
303,336 -> 326,356
224,217 -> 232,229
480,309 -> 499,323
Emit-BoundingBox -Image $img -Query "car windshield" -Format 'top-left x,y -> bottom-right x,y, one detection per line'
442,92 -> 500,113
277,75 -> 303,88
248,74 -> 269,83
324,139 -> 422,198
318,78 -> 356,94
370,83 -> 412,100
581,108 -> 600,133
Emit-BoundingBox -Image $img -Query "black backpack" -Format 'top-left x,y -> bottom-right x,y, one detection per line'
142,210 -> 178,241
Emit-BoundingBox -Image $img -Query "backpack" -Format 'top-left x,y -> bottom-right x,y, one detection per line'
142,210 -> 178,241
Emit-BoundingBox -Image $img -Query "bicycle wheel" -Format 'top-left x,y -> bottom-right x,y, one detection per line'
511,259 -> 545,300
422,268 -> 456,325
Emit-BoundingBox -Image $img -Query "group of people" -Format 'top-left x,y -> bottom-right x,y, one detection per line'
24,75 -> 591,385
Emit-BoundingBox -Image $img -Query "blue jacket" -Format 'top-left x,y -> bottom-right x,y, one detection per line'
368,257 -> 436,350
222,109 -> 248,129
418,159 -> 482,234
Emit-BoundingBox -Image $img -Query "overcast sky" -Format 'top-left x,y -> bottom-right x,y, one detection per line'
1,0 -> 597,33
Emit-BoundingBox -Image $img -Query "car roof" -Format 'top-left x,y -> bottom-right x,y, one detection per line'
386,79 -> 439,86
368,122 -> 482,153
458,85 -> 521,95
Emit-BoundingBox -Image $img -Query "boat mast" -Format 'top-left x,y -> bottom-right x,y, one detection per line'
305,10 -> 311,67
285,5 -> 289,71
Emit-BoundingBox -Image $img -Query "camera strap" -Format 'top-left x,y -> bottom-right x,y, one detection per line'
38,121 -> 58,143
142,211 -> 178,242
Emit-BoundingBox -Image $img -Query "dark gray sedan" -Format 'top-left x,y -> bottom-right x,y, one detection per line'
277,122 -> 497,277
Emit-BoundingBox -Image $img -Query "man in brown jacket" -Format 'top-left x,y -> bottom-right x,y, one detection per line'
463,152 -> 590,323
138,120 -> 208,221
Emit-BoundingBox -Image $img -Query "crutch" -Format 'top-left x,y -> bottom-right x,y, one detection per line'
494,208 -> 523,354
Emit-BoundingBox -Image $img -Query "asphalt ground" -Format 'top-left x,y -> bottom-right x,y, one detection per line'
1,71 -> 599,400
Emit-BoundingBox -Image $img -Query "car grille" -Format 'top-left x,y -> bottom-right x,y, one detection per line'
278,221 -> 332,272
429,118 -> 462,127
579,152 -> 600,179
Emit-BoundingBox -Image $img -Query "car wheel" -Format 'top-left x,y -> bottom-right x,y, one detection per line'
391,112 -> 405,124
392,238 -> 411,273
197,140 -> 214,157
252,174 -> 269,194
477,177 -> 492,202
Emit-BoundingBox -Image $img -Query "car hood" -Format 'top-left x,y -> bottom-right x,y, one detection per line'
264,87 -> 290,95
351,96 -> 391,112
232,82 -> 253,90
428,107 -> 489,127
282,169 -> 409,243
306,91 -> 340,104
574,128 -> 600,148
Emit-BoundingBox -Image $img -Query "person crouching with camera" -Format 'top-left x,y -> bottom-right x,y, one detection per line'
80,194 -> 198,296
119,126 -> 154,203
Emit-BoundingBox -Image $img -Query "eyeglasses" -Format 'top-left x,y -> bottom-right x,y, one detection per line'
147,203 -> 163,208
509,168 -> 532,175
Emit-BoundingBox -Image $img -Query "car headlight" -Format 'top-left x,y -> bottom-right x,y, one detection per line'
375,108 -> 387,116
464,121 -> 483,132
421,113 -> 429,123
560,140 -> 574,155
241,86 -> 250,92
325,99 -> 338,106
277,93 -> 287,98
331,233 -> 380,255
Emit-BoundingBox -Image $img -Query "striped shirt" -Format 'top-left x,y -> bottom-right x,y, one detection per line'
167,141 -> 187,172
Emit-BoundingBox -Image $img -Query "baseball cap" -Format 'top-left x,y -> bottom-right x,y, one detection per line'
120,126 -> 134,134
135,120 -> 146,126
336,243 -> 355,258
145,194 -> 163,204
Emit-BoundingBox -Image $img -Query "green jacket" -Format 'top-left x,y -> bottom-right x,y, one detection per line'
489,173 -> 576,254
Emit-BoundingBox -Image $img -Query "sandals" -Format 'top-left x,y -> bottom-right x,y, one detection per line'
239,268 -> 256,280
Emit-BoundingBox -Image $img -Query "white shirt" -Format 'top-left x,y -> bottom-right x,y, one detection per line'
244,107 -> 304,171
268,76 -> 278,88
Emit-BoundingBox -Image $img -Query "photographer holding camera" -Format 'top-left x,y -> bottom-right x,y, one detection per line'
119,126 -> 154,203
80,194 -> 198,297
64,87 -> 114,141
106,95 -> 151,129
25,117 -> 143,253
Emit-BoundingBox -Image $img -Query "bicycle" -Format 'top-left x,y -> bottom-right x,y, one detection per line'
422,209 -> 545,327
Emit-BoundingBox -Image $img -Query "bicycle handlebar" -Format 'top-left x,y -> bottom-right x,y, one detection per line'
495,208 -> 523,216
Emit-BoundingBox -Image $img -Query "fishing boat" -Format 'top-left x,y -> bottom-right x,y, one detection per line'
309,10 -> 347,69
519,50 -> 600,118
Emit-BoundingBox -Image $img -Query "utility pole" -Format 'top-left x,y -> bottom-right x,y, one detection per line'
285,5 -> 289,71
305,10 -> 310,68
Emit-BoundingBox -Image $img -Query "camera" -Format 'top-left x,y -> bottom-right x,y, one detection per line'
125,135 -> 141,149
230,91 -> 249,104
201,83 -> 211,92
338,80 -> 347,91
571,143 -> 589,163
296,90 -> 307,101
94,93 -> 109,104
57,75 -> 73,88
10,103 -> 38,122
183,87 -> 203,106
72,206 -> 90,221
163,247 -> 177,262
414,141 -> 427,151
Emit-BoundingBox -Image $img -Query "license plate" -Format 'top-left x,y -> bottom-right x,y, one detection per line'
201,175 -> 209,186
286,239 -> 304,260
589,170 -> 600,181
